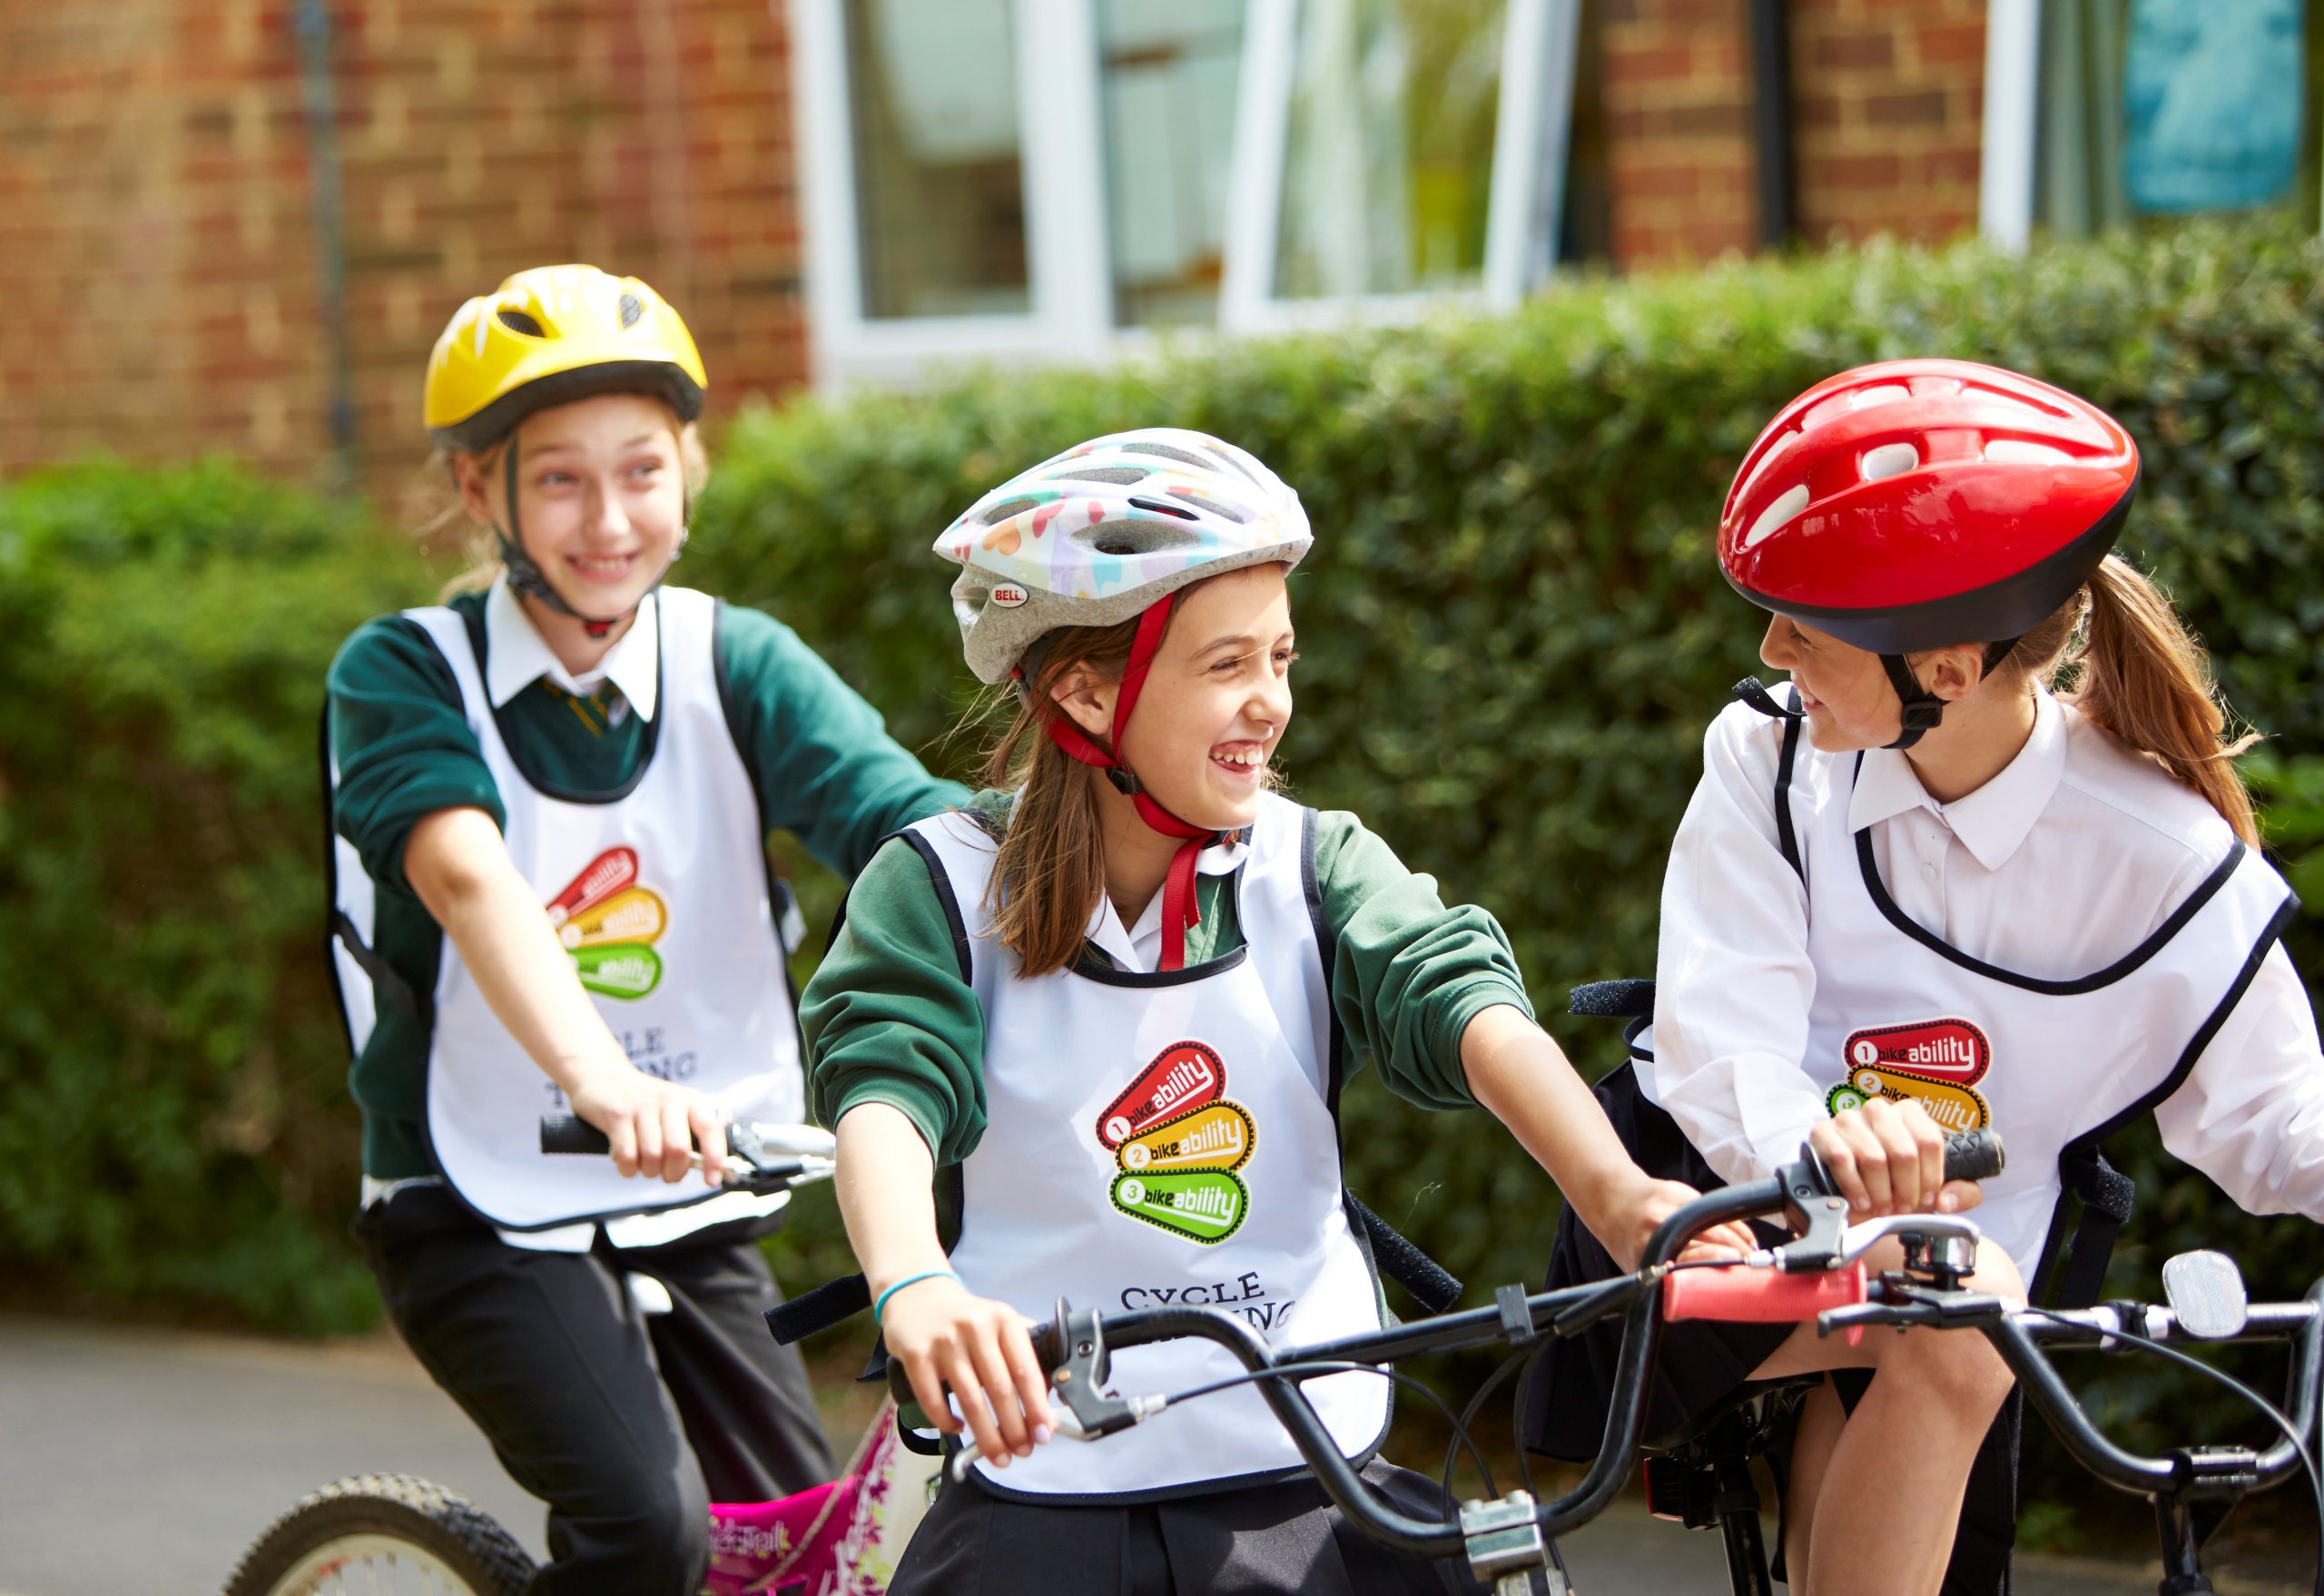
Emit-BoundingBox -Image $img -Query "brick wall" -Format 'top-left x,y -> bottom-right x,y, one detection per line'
1597,0 -> 1760,265
0,0 -> 805,512
1592,0 -> 1987,270
1788,0 -> 1986,246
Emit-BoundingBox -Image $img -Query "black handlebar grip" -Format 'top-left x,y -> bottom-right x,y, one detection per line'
539,1115 -> 612,1156
1028,1318 -> 1061,1372
1943,1130 -> 2004,1183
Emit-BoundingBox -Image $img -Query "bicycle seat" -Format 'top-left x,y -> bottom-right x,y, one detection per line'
1642,1374 -> 1821,1457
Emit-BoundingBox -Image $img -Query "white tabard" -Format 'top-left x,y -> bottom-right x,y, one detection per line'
908,793 -> 1392,1500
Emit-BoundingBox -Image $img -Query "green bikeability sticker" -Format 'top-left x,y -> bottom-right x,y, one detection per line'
573,943 -> 664,1000
1109,1169 -> 1249,1244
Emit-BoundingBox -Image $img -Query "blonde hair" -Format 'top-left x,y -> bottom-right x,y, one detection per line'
1995,553 -> 2260,845
430,411 -> 711,601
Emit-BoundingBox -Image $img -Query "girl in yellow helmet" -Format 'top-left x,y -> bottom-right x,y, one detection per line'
325,264 -> 965,1592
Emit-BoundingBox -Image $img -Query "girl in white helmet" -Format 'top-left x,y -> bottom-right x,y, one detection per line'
325,265 -> 966,1593
803,429 -> 1751,1593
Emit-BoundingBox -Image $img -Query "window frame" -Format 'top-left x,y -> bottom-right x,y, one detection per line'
790,0 -> 1582,387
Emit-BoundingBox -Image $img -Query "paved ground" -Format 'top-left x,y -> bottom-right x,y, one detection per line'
0,1312 -> 2299,1595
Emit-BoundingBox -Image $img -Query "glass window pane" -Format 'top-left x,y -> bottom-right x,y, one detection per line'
1274,0 -> 1505,300
2035,0 -> 2318,241
1098,0 -> 1246,327
846,0 -> 1030,319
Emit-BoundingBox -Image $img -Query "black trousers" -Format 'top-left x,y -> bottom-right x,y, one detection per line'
890,1458 -> 1507,1596
353,1183 -> 836,1596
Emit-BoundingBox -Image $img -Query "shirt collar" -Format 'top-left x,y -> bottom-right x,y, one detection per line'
482,576 -> 661,719
1846,685 -> 2066,871
1081,829 -> 1250,973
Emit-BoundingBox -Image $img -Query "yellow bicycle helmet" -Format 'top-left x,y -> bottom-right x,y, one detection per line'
422,265 -> 708,634
423,264 -> 707,453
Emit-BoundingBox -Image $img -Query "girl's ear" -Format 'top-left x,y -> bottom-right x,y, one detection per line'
451,449 -> 502,528
1049,664 -> 1119,740
1915,642 -> 1994,703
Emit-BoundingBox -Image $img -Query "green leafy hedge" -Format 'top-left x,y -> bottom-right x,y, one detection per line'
1,221 -> 2317,1483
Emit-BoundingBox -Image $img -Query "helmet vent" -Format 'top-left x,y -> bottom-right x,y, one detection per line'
495,309 -> 547,338
1118,442 -> 1216,472
1127,496 -> 1197,521
979,496 -> 1043,523
1860,442 -> 1918,482
618,292 -> 645,329
1743,484 -> 1810,549
1846,384 -> 1909,411
1049,466 -> 1148,486
1171,491 -> 1246,522
1984,439 -> 2073,467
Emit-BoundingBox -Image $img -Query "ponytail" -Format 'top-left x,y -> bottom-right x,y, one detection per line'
2047,554 -> 2260,846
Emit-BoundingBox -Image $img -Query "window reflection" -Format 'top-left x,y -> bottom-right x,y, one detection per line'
1275,0 -> 1506,299
846,0 -> 1030,319
1098,0 -> 1246,326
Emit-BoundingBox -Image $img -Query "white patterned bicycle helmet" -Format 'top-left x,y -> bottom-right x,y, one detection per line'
936,428 -> 1313,685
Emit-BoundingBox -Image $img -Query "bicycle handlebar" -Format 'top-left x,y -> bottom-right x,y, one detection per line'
955,1128 -> 2320,1571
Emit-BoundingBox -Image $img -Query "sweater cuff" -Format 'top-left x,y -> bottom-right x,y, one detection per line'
829,1079 -> 948,1163
1431,978 -> 1537,1107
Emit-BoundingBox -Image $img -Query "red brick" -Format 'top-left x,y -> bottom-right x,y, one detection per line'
1807,29 -> 1896,71
1865,87 -> 1949,126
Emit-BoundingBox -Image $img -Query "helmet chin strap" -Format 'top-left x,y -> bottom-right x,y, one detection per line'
497,441 -> 684,640
1031,595 -> 1219,972
1735,638 -> 2019,752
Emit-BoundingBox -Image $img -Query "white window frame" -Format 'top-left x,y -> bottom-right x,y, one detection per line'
1978,0 -> 2043,254
790,0 -> 1581,388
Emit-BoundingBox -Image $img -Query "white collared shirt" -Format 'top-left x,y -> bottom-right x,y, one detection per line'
1654,685 -> 2324,1223
483,576 -> 661,721
1084,833 -> 1251,973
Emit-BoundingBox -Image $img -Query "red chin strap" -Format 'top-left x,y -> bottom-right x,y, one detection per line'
1033,595 -> 1216,970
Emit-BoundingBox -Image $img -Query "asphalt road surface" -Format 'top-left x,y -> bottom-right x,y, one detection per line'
0,1313 -> 2287,1595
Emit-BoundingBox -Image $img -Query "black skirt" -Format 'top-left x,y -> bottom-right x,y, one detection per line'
1518,1062 -> 2019,1596
888,1457 -> 1517,1596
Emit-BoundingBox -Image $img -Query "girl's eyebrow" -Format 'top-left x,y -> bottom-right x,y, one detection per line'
1194,628 -> 1295,659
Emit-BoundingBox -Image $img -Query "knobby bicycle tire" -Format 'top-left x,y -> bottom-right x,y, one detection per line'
224,1473 -> 536,1596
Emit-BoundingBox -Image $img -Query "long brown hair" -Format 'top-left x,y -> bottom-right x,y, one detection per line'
974,616 -> 1147,977
1997,553 -> 2259,845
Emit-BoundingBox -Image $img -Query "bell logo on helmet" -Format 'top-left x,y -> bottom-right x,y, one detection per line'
990,583 -> 1029,609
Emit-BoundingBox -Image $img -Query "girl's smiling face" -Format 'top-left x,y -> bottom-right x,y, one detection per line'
1757,613 -> 1906,752
1076,564 -> 1297,832
457,390 -> 687,621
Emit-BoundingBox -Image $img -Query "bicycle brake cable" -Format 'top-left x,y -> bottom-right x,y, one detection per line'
2018,1303 -> 2324,1596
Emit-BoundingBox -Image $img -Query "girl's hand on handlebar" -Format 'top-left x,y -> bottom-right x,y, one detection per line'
1608,1177 -> 1760,1273
880,1278 -> 1055,1468
567,1063 -> 727,1187
1809,1096 -> 1983,1220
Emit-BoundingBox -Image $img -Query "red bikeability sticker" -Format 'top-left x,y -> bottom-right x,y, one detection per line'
1843,1019 -> 1991,1085
1096,1040 -> 1225,1149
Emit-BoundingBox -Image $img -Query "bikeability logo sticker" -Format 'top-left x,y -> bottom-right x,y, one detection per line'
1098,1040 -> 1256,1245
1826,1018 -> 1992,1133
547,846 -> 669,1000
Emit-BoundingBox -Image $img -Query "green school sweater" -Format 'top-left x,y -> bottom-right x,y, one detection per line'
327,587 -> 968,1178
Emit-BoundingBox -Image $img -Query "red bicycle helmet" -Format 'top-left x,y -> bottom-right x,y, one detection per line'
1719,360 -> 2139,745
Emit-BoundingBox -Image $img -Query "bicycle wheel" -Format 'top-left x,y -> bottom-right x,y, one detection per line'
224,1473 -> 536,1596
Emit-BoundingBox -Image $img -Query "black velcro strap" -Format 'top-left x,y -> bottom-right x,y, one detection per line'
1571,980 -> 1656,1020
763,1271 -> 871,1345
1349,1194 -> 1462,1315
2053,1146 -> 2138,1309
330,910 -> 431,1026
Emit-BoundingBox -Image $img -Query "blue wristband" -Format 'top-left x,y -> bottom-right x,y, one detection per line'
873,1269 -> 960,1324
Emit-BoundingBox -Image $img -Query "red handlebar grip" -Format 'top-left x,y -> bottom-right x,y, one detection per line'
1663,1264 -> 1866,1325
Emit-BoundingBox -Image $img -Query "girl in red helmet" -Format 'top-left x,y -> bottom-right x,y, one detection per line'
1525,360 -> 2324,1596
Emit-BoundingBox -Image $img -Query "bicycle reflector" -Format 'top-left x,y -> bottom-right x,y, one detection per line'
1664,1265 -> 1870,1346
2161,1249 -> 2250,1340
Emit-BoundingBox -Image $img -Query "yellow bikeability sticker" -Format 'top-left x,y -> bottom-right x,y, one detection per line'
1109,1170 -> 1250,1244
1117,1102 -> 1256,1175
1827,1066 -> 1990,1133
547,846 -> 669,1000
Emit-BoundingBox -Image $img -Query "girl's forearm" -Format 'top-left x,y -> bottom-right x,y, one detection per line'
1461,1002 -> 1644,1227
405,806 -> 626,1096
835,1103 -> 950,1294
